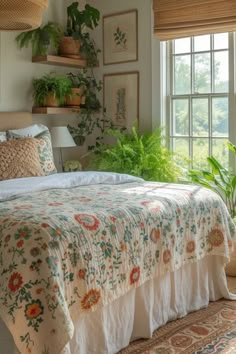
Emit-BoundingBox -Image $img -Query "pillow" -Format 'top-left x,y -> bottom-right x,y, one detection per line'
0,132 -> 6,142
8,124 -> 57,175
9,124 -> 47,137
0,138 -> 44,181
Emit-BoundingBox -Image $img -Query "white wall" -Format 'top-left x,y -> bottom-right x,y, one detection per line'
0,1 -> 65,114
0,0 -> 87,167
89,0 -> 158,132
0,1 -> 161,167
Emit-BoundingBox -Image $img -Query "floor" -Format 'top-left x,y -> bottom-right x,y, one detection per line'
227,276 -> 236,293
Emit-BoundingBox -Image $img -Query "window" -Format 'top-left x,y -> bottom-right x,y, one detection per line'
167,33 -> 231,168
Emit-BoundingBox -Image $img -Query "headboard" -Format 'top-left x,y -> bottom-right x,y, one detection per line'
0,112 -> 32,131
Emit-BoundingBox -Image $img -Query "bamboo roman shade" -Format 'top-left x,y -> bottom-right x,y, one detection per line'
153,0 -> 236,41
0,0 -> 48,31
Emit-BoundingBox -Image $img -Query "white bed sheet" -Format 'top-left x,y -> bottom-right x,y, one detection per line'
0,172 -> 143,201
1,255 -> 235,354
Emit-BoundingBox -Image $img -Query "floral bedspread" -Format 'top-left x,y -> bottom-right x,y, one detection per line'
0,181 -> 235,354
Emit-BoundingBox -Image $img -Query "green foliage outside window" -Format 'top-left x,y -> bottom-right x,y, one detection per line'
172,35 -> 229,169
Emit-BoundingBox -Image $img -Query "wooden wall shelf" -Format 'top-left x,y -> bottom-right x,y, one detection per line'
32,107 -> 80,114
32,55 -> 87,68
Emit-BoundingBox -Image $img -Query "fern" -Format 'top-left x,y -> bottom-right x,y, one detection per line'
89,126 -> 182,182
16,22 -> 63,56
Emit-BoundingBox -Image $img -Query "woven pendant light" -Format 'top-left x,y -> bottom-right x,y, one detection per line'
0,0 -> 48,31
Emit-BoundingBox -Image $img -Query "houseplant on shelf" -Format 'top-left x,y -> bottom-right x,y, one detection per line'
188,141 -> 236,276
32,73 -> 72,107
65,71 -> 87,107
16,22 -> 63,56
67,69 -> 103,145
88,125 -> 182,182
59,1 -> 100,66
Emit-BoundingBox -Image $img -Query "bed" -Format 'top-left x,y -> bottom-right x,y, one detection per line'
0,112 -> 235,354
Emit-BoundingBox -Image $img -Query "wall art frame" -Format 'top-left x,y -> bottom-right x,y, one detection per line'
103,9 -> 138,65
103,71 -> 139,129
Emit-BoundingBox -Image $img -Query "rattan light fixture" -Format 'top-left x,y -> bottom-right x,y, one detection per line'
0,0 -> 48,31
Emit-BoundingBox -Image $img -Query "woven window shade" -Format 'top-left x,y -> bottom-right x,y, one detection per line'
153,0 -> 236,41
0,0 -> 48,31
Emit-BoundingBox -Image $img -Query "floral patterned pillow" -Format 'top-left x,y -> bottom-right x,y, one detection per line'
0,131 -> 6,142
8,125 -> 57,175
35,130 -> 57,175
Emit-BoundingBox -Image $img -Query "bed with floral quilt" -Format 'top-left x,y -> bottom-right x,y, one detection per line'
0,171 -> 235,354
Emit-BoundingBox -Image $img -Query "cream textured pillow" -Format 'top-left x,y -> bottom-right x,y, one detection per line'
0,138 -> 44,181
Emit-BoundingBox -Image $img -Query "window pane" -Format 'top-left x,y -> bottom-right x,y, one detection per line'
214,33 -> 229,50
172,138 -> 190,168
212,139 -> 229,167
213,51 -> 229,93
173,99 -> 189,136
192,138 -> 209,168
194,35 -> 210,52
194,53 -> 211,93
174,37 -> 191,54
212,97 -> 228,137
174,55 -> 191,94
192,98 -> 209,136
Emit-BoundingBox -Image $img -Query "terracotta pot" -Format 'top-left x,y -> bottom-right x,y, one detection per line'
225,246 -> 236,276
65,88 -> 84,107
59,36 -> 81,58
45,92 -> 59,107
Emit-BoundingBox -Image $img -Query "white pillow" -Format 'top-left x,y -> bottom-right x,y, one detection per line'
0,132 -> 7,142
8,124 -> 48,137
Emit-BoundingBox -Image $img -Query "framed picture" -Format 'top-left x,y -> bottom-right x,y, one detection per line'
103,71 -> 139,129
103,9 -> 138,65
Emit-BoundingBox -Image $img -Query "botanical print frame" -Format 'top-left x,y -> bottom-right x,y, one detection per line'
103,9 -> 138,65
103,71 -> 139,129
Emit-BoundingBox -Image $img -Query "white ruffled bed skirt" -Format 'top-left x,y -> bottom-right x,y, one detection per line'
1,255 -> 235,354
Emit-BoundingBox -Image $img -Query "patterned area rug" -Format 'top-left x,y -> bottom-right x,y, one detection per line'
119,277 -> 236,354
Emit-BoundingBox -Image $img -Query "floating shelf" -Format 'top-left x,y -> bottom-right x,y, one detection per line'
32,55 -> 87,68
32,107 -> 80,114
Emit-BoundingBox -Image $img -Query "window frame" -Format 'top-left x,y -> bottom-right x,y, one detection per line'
163,32 -> 236,169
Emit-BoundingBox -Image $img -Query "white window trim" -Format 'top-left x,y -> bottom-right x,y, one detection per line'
163,33 -> 233,167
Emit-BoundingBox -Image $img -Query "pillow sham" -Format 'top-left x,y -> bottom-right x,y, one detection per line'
9,124 -> 47,138
8,124 -> 57,175
0,131 -> 6,142
0,138 -> 44,181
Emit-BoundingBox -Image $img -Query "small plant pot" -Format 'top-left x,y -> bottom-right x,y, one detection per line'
59,36 -> 81,58
45,92 -> 60,107
74,135 -> 86,146
65,88 -> 84,107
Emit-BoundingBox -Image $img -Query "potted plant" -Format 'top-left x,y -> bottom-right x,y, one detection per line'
33,73 -> 72,107
65,71 -> 87,107
59,1 -> 100,64
67,109 -> 103,146
87,125 -> 182,182
188,141 -> 236,276
16,22 -> 63,56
